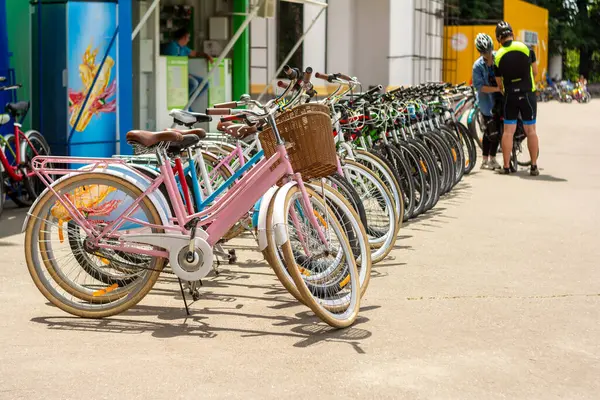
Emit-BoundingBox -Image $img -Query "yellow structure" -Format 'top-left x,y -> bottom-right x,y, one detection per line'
443,0 -> 548,85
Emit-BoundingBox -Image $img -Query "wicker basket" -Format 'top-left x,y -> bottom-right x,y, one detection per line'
259,103 -> 337,182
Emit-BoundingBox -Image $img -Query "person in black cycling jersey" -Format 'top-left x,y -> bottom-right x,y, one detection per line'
493,21 -> 540,176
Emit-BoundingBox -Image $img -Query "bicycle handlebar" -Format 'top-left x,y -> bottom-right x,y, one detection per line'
213,101 -> 238,109
352,85 -> 383,102
206,108 -> 233,115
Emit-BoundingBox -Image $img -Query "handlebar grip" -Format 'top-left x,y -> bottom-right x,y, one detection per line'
220,115 -> 245,123
277,80 -> 288,89
283,65 -> 299,80
213,101 -> 238,109
315,72 -> 330,81
366,85 -> 383,95
303,67 -> 313,84
206,108 -> 231,115
337,73 -> 353,81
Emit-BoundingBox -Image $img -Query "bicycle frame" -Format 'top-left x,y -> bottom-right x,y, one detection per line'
31,140 -> 325,256
0,122 -> 39,181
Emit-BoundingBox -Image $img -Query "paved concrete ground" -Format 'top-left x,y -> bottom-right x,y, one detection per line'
0,101 -> 598,399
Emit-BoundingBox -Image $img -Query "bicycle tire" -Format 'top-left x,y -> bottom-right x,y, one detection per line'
25,173 -> 166,317
423,132 -> 454,195
354,149 -> 406,223
326,173 -> 368,229
278,187 -> 360,328
407,139 -> 440,212
455,121 -> 478,174
372,143 -> 415,221
393,142 -> 427,218
439,125 -> 466,186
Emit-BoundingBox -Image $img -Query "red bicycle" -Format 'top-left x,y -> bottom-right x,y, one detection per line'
0,79 -> 51,215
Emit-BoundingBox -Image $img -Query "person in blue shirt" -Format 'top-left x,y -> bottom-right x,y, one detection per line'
163,28 -> 213,106
472,33 -> 503,170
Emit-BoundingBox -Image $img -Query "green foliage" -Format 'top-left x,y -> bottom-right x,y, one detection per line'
564,49 -> 580,81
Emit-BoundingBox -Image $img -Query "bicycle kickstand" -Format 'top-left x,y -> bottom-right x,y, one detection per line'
178,278 -> 191,316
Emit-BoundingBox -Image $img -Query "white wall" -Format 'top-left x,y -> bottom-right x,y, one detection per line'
549,54 -> 562,80
388,0 -> 414,86
326,0 -> 354,76
353,0 -> 390,88
250,17 -> 269,85
303,3 -> 327,75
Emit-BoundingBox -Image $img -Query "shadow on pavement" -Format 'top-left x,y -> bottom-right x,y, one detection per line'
0,205 -> 27,240
514,170 -> 568,182
30,304 -> 377,353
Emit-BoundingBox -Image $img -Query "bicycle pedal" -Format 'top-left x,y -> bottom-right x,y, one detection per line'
228,249 -> 237,264
192,289 -> 201,301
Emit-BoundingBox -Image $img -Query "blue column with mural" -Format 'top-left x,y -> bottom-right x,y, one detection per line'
0,0 -> 13,136
32,0 -> 132,157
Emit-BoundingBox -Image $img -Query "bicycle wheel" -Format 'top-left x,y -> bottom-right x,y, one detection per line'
1,134 -> 28,207
326,173 -> 368,228
439,126 -> 466,186
455,122 -> 478,174
264,183 -> 372,301
468,108 -> 485,150
14,131 -> 51,206
269,186 -> 360,328
25,130 -> 51,154
342,160 -> 399,253
24,173 -> 166,317
424,133 -> 454,195
319,176 -> 390,264
371,144 -> 415,221
352,149 -> 405,225
394,142 -> 427,218
408,139 -> 440,212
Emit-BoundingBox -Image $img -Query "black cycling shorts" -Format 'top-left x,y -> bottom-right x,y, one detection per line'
503,91 -> 537,125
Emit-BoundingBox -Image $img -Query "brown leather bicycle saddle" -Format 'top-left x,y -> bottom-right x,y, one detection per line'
166,127 -> 207,139
126,130 -> 183,147
126,129 -> 203,153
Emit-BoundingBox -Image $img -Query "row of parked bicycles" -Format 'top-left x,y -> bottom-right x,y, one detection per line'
536,80 -> 592,104
3,68 -> 481,328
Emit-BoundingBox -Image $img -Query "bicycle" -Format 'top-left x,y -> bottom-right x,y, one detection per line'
24,68 -> 364,328
0,80 -> 51,209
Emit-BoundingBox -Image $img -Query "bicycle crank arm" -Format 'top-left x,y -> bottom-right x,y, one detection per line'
121,232 -> 214,281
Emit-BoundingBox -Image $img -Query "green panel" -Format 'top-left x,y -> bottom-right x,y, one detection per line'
166,56 -> 189,109
6,0 -> 31,130
232,0 -> 249,100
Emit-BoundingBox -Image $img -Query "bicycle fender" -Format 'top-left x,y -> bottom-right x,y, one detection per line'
22,168 -> 171,232
466,108 -> 476,125
271,181 -> 298,246
256,185 -> 280,251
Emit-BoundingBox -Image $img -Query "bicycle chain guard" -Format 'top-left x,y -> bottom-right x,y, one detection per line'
121,232 -> 214,281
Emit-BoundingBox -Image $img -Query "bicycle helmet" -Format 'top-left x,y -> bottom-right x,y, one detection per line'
475,33 -> 494,53
495,21 -> 513,40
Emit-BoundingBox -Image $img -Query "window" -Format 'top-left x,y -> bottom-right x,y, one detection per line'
277,2 -> 303,77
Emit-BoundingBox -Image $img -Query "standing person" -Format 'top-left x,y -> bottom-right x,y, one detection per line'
163,27 -> 213,106
472,33 -> 503,170
493,21 -> 540,176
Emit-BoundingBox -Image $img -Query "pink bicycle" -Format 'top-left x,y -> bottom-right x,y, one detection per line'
23,79 -> 361,328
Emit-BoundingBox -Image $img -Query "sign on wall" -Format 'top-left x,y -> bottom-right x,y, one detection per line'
523,30 -> 539,47
451,33 -> 468,51
166,56 -> 188,110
